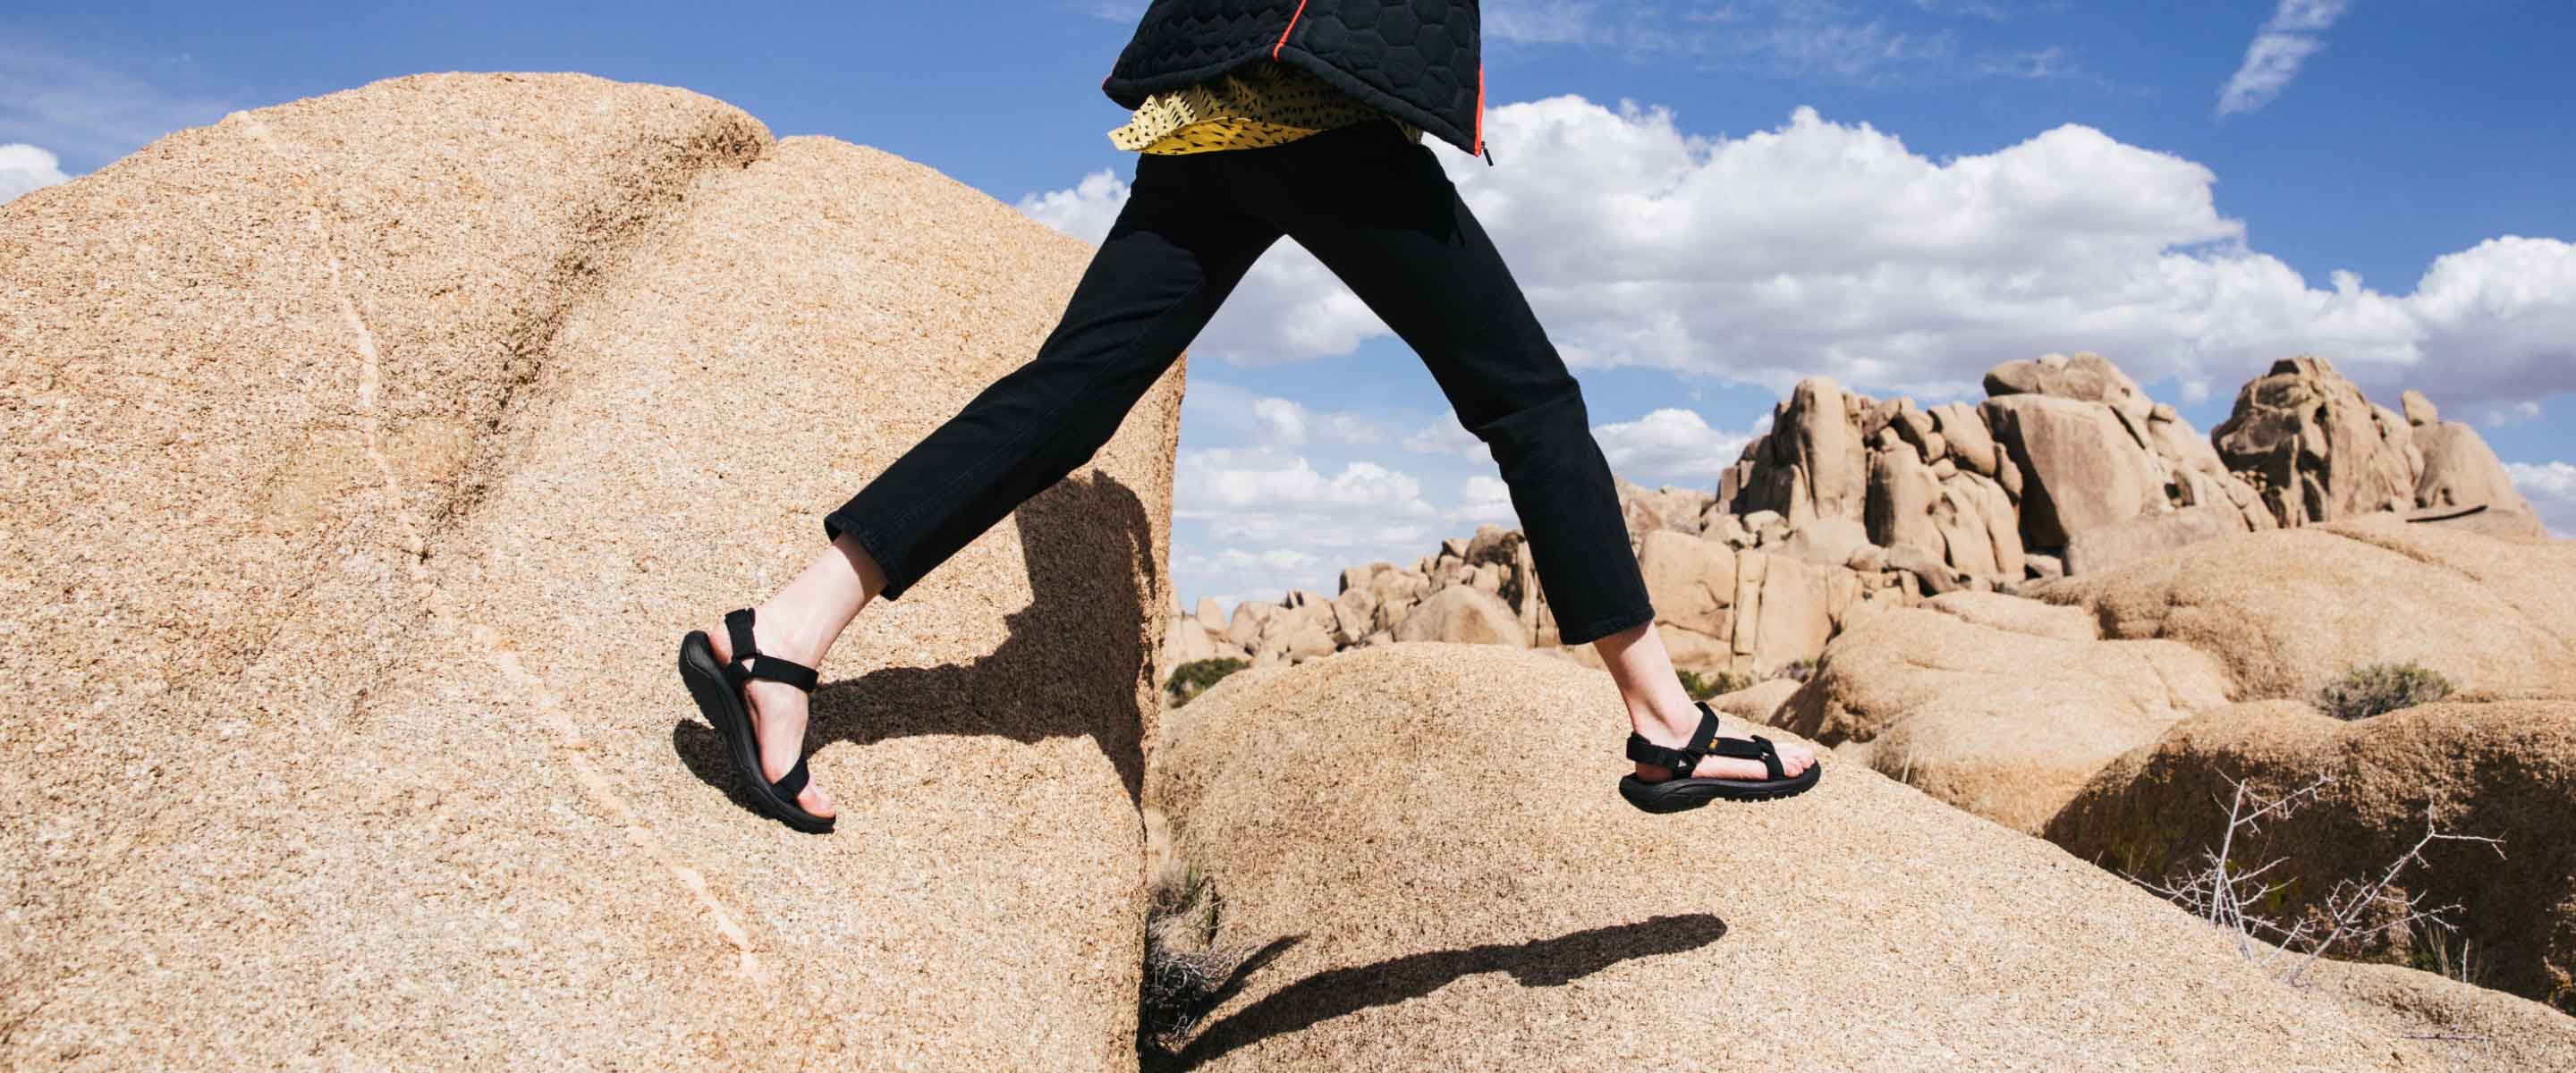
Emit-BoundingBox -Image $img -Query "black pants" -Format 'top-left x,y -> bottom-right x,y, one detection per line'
823,118 -> 1656,646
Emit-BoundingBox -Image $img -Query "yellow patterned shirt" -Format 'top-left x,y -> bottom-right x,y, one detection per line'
1108,58 -> 1426,155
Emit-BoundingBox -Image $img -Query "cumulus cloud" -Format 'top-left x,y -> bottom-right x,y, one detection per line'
1021,95 -> 2575,411
1174,446 -> 1444,550
2506,461 -> 2576,538
1590,407 -> 1754,485
0,144 -> 71,203
2218,0 -> 2353,115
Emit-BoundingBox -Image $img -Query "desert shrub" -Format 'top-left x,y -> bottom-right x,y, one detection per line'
1676,669 -> 1751,700
2317,662 -> 2453,721
1138,861 -> 1257,1059
1165,657 -> 1249,708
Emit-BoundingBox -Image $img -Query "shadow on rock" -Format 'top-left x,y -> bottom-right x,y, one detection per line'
674,471 -> 1158,816
1164,913 -> 1729,1069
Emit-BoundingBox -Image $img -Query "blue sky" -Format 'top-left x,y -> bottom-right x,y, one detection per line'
6,1 -> 2572,609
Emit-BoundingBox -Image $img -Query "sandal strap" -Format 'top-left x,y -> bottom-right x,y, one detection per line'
1708,733 -> 1787,781
719,607 -> 820,692
1624,701 -> 1725,774
772,756 -> 811,800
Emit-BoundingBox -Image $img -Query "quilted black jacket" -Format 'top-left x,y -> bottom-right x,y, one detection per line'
1101,0 -> 1493,165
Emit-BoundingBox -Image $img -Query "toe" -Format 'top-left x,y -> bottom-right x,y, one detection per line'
797,782 -> 837,819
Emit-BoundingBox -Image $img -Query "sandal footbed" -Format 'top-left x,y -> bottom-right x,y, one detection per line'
679,630 -> 835,832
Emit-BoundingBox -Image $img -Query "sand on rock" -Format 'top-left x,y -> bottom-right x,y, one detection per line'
3,73 -> 1176,1069
1147,642 -> 2524,1071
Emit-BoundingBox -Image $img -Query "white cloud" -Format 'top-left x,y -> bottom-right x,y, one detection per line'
1013,168 -> 1130,244
1174,446 -> 1442,546
1590,407 -> 1753,485
2505,461 -> 2576,538
1455,475 -> 1520,525
1024,96 -> 2576,412
0,144 -> 71,204
2218,0 -> 2352,115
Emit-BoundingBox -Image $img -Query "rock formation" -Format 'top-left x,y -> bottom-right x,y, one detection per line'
1175,352 -> 2547,687
2036,514 -> 2576,701
3,73 -> 1170,1068
2215,356 -> 2542,534
2048,698 -> 2576,1013
1774,595 -> 2234,832
1147,643 -> 2540,1069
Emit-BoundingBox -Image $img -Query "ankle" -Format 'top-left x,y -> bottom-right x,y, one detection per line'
750,602 -> 836,666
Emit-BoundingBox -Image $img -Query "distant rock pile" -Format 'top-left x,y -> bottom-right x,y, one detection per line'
1174,351 -> 2547,684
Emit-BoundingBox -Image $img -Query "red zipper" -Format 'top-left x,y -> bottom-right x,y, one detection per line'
1476,62 -> 1490,165
1272,0 -> 1310,59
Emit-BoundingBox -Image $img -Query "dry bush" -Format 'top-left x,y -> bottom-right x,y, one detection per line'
1139,859 -> 1259,1059
2317,662 -> 2453,721
2122,773 -> 2504,1006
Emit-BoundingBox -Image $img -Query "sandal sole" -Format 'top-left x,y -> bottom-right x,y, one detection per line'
679,630 -> 835,833
1617,764 -> 1821,814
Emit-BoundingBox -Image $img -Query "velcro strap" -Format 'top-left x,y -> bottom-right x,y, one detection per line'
1625,732 -> 1700,773
744,655 -> 818,692
724,608 -> 759,663
772,756 -> 810,799
1708,734 -> 1785,781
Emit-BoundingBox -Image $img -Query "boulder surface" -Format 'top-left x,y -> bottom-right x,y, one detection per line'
1148,643 -> 2519,1071
3,73 -> 1174,1069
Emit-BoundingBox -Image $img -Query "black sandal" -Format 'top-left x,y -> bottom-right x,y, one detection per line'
1618,699 -> 1820,814
677,607 -> 835,832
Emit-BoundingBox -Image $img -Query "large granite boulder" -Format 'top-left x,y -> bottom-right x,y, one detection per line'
1773,603 -> 2233,832
1147,644 -> 2526,1070
2037,515 -> 2576,701
2,73 -> 1171,1068
2214,356 -> 2422,527
2047,698 -> 2576,1014
1981,394 -> 2160,551
1392,585 -> 1527,647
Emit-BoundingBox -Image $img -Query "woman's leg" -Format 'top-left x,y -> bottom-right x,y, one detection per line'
711,150 -> 1285,815
1221,121 -> 1811,782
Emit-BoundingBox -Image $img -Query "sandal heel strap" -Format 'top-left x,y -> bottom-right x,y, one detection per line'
1625,732 -> 1702,773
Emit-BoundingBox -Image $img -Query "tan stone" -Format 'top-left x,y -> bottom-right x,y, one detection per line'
2048,698 -> 2576,1014
2401,388 -> 2440,427
1982,394 -> 2157,550
1148,645 -> 2501,1071
1751,553 -> 1837,672
1921,591 -> 2099,642
1930,401 -> 1999,477
2062,503 -> 2249,576
2038,517 -> 2576,701
1865,445 -> 1945,557
1983,351 -> 2155,421
2413,420 -> 2542,524
1392,585 -> 1528,647
1778,607 -> 2232,832
1,73 -> 1166,1067
2214,356 -> 2421,527
1196,596 -> 1227,636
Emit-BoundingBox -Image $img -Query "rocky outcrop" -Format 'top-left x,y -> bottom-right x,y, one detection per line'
1148,644 -> 2524,1070
2215,356 -> 2544,536
2046,698 -> 2576,1013
1185,351 -> 2545,695
3,74 -> 1167,1068
1772,601 -> 2234,832
2037,515 -> 2576,702
1725,353 -> 2276,590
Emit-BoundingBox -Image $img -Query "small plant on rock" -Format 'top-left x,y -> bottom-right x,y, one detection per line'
2317,661 -> 2454,721
1767,658 -> 1818,684
1139,860 -> 1260,1060
1165,657 -> 1249,709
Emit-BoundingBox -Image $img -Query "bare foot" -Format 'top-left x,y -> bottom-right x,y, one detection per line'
705,615 -> 836,819
1631,703 -> 1818,784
